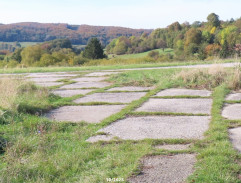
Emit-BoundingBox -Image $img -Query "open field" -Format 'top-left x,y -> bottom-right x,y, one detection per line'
0,65 -> 241,182
0,59 -> 239,74
0,42 -> 40,47
108,48 -> 174,59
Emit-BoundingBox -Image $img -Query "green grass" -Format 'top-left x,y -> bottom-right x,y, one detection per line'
109,48 -> 174,59
0,59 -> 238,74
0,42 -> 40,47
1,67 -> 241,182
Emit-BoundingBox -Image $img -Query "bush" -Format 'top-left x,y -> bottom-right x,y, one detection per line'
148,51 -> 159,60
73,55 -> 89,65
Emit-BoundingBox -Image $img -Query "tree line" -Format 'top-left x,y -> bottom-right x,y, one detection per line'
0,23 -> 152,45
0,38 -> 106,68
106,13 -> 241,60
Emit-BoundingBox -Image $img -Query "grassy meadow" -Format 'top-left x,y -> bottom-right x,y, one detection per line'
0,58 -> 238,74
0,65 -> 241,182
108,48 -> 174,59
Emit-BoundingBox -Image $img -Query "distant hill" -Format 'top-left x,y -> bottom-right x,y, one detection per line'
0,22 -> 152,45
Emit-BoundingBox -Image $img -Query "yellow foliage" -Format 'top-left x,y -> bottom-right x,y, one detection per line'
210,27 -> 216,34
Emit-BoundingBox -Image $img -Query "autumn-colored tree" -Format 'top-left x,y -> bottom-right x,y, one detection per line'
21,46 -> 43,66
205,44 -> 221,56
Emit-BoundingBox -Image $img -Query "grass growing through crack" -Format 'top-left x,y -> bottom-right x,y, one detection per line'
1,66 -> 241,182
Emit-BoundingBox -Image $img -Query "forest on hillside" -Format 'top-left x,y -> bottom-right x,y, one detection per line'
0,23 -> 152,45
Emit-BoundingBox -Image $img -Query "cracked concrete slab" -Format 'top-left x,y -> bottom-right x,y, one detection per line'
26,73 -> 78,77
156,88 -> 212,97
28,77 -> 66,82
155,144 -> 191,150
89,116 -> 210,141
229,127 -> 241,152
45,105 -> 126,123
35,82 -> 64,87
136,98 -> 212,114
108,86 -> 154,92
85,72 -> 121,77
226,93 -> 241,101
74,92 -> 146,103
52,89 -> 93,97
60,82 -> 111,89
72,77 -> 107,82
128,154 -> 196,183
222,104 -> 241,120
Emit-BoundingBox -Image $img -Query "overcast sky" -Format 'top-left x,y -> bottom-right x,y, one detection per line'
0,0 -> 240,29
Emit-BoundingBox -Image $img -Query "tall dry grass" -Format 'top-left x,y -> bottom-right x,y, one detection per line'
176,64 -> 241,90
0,77 -> 50,112
0,77 -> 23,110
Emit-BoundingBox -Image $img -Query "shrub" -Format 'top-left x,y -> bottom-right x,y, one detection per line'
148,51 -> 159,60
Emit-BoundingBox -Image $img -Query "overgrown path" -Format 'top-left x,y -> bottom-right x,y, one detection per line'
1,65 -> 241,182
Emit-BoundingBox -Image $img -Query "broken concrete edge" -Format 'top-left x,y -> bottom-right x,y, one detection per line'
129,111 -> 210,117
151,95 -> 211,99
228,127 -> 241,153
127,153 -> 197,182
222,103 -> 241,120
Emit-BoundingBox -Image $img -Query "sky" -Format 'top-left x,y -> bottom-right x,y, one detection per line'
0,0 -> 240,29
